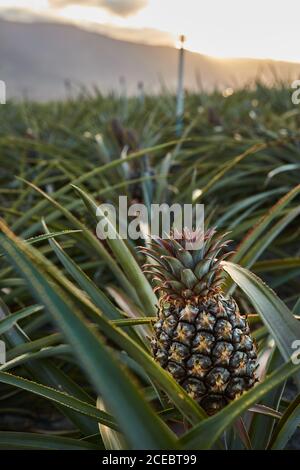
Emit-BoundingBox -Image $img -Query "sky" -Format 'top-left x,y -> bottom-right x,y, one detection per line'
0,0 -> 299,62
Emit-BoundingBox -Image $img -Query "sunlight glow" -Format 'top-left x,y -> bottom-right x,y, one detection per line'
0,0 -> 48,9
58,5 -> 111,25
1,0 -> 300,63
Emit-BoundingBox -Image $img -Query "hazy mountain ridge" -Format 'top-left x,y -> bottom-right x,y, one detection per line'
1,19 -> 300,100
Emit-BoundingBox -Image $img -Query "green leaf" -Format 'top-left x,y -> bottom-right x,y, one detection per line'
293,297 -> 300,315
223,261 -> 300,363
0,222 -> 205,427
42,218 -> 150,347
267,163 -> 300,181
0,345 -> 72,371
113,317 -> 155,327
249,403 -> 282,420
217,188 -> 286,227
0,304 -> 43,335
24,230 -> 82,246
42,220 -> 121,320
154,152 -> 173,204
72,184 -> 157,315
249,347 -> 284,449
6,332 -> 62,360
0,371 -> 118,430
194,142 -> 267,201
269,394 -> 300,449
17,178 -> 137,300
97,397 -> 127,450
0,220 -> 176,450
0,230 -> 82,258
253,258 -> 300,273
12,140 -> 178,236
0,432 -> 102,450
232,184 -> 300,264
0,298 -> 98,435
240,206 -> 300,269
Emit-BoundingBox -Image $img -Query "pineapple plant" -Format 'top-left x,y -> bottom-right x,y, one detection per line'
142,228 -> 258,415
1,89 -> 300,450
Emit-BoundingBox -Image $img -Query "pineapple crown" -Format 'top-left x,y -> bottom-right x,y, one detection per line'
141,228 -> 233,304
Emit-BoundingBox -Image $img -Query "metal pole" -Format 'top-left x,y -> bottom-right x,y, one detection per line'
138,81 -> 145,106
119,76 -> 127,118
176,34 -> 186,136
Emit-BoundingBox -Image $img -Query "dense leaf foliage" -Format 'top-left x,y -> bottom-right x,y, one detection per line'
0,84 -> 299,449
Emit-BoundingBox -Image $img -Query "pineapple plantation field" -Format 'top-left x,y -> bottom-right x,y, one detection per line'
0,83 -> 300,450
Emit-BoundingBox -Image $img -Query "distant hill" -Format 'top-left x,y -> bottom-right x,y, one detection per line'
1,19 -> 300,100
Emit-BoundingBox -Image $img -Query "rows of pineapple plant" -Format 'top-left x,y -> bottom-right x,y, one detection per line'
0,82 -> 299,449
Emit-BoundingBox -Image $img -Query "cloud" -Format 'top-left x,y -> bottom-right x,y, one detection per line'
0,8 -> 52,22
49,1 -> 147,17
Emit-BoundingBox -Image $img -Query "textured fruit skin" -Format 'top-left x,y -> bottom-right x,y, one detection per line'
151,293 -> 257,415
141,228 -> 258,414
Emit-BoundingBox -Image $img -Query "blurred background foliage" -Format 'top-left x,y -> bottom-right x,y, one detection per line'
0,82 -> 299,449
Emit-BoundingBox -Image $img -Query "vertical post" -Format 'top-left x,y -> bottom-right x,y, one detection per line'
120,76 -> 127,98
64,79 -> 72,100
0,340 -> 6,365
119,76 -> 127,117
0,80 -> 6,104
138,81 -> 144,106
176,34 -> 186,136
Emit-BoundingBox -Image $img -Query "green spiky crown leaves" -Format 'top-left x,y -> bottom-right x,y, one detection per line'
141,228 -> 233,304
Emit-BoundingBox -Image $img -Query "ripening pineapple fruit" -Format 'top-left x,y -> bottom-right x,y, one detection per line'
141,228 -> 257,415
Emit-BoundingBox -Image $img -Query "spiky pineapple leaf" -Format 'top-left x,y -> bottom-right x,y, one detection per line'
253,258 -> 300,273
231,184 -> 300,265
0,220 -> 177,450
0,304 -> 43,334
12,140 -> 178,236
268,394 -> 300,449
0,230 -> 81,258
0,298 -> 98,436
1,345 -> 72,371
223,261 -> 300,363
97,397 -> 127,450
249,347 -> 284,449
17,178 -> 138,300
249,404 -> 282,420
0,371 -> 118,430
6,332 -> 62,360
240,206 -> 300,269
194,142 -> 267,201
0,432 -> 102,450
0,222 -> 206,426
217,188 -> 286,227
71,184 -> 157,315
42,220 -> 122,320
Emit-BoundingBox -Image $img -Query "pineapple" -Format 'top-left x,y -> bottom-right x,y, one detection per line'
142,228 -> 257,415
